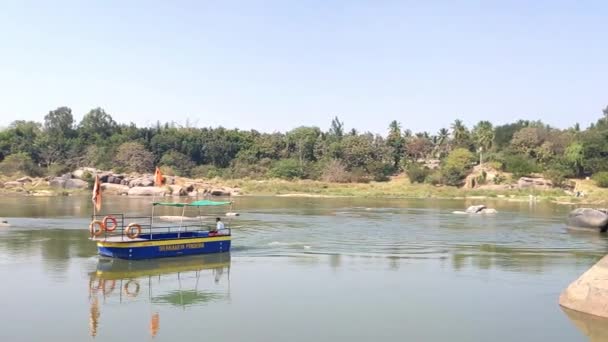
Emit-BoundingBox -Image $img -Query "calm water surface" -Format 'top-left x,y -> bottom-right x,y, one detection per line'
0,196 -> 606,341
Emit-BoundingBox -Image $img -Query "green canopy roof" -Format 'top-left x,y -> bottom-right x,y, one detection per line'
153,200 -> 231,207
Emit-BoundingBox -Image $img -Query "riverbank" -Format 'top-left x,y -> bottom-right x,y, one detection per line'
2,173 -> 607,205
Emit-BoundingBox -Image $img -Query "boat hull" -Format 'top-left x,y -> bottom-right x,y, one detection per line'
97,236 -> 231,260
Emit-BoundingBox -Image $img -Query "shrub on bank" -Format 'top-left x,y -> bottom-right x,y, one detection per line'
406,163 -> 429,184
268,159 -> 303,180
592,172 -> 608,188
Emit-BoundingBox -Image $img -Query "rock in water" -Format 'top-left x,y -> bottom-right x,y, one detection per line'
479,208 -> 498,214
465,205 -> 486,214
567,208 -> 608,232
559,255 -> 608,318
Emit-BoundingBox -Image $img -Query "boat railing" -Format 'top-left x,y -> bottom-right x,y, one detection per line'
91,214 -> 229,241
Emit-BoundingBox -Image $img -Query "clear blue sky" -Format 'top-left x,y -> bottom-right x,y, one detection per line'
1,0 -> 606,134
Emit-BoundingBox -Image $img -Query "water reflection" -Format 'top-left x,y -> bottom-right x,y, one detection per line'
562,307 -> 608,342
87,253 -> 231,338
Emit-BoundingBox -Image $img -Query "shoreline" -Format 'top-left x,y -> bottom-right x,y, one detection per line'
0,179 -> 602,206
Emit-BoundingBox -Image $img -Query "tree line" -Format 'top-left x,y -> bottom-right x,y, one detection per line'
1,105 -> 608,187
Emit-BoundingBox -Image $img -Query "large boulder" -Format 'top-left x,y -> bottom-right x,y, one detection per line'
4,181 -> 24,188
567,208 -> 608,232
16,177 -> 32,183
169,185 -> 187,196
466,205 -> 486,214
128,177 -> 154,188
517,177 -> 553,189
101,183 -> 130,195
49,177 -> 67,188
128,186 -> 169,196
72,167 -> 99,179
559,255 -> 608,318
64,179 -> 88,189
210,188 -> 232,196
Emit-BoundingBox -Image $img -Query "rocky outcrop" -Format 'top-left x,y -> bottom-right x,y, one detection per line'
64,179 -> 88,189
517,177 -> 553,189
101,183 -> 130,195
65,167 -> 242,197
49,177 -> 66,188
49,177 -> 88,189
559,255 -> 608,318
4,181 -> 23,188
127,186 -> 169,196
464,165 -> 503,189
16,177 -> 32,183
168,185 -> 187,196
567,208 -> 608,232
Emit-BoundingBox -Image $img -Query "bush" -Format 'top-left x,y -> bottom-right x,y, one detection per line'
493,174 -> 507,185
321,159 -> 350,183
544,169 -> 568,187
0,153 -> 41,177
503,154 -> 540,178
592,172 -> 608,188
268,159 -> 303,179
425,170 -> 442,185
367,161 -> 393,182
82,171 -> 95,189
46,163 -> 70,177
230,158 -> 272,179
191,165 -> 224,179
406,163 -> 429,184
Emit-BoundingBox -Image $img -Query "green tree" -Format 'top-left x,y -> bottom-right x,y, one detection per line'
387,120 -> 404,168
441,148 -> 475,186
78,108 -> 117,142
37,107 -> 75,168
564,142 -> 584,177
328,116 -> 344,140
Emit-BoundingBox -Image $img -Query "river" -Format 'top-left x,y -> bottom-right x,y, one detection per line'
0,196 -> 606,341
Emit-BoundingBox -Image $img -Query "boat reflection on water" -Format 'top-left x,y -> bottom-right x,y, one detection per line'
561,307 -> 608,342
87,253 -> 231,338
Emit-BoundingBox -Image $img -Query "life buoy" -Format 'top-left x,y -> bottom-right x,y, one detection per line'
125,223 -> 142,239
89,220 -> 105,237
103,215 -> 118,232
124,280 -> 140,297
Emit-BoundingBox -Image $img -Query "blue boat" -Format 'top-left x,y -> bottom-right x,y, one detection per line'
89,200 -> 232,260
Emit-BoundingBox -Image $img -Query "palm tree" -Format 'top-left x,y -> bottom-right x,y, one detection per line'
437,128 -> 449,146
436,128 -> 451,158
472,121 -> 494,151
451,119 -> 469,147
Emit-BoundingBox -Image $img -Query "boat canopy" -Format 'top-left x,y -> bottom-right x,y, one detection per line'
152,200 -> 231,207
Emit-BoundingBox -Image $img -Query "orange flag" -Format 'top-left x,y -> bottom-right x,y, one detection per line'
92,174 -> 102,212
154,167 -> 163,187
